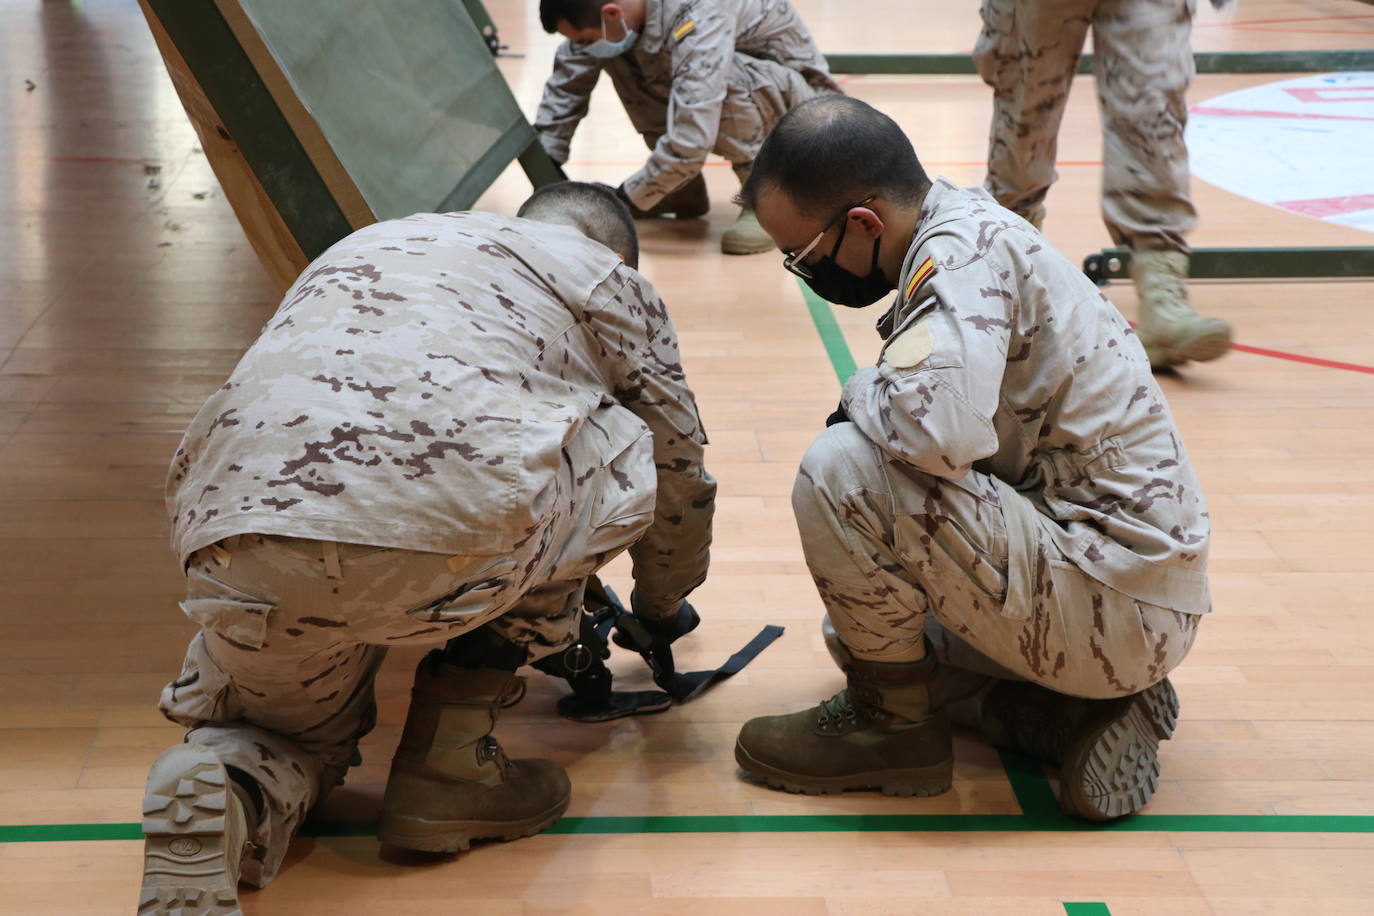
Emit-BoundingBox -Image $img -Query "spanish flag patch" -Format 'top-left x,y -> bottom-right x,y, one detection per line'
673,19 -> 696,40
904,257 -> 935,300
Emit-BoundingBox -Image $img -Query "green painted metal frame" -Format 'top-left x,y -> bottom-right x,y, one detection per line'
461,0 -> 565,189
825,49 -> 1374,75
147,0 -> 562,266
1084,247 -> 1374,283
147,0 -> 355,263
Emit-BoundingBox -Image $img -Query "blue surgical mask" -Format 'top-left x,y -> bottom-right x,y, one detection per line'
582,23 -> 638,58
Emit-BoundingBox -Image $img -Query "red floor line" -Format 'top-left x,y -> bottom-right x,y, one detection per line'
565,160 -> 1103,168
1189,106 -> 1374,123
1230,343 -> 1374,375
1128,321 -> 1374,376
1195,13 -> 1374,28
1228,25 -> 1374,35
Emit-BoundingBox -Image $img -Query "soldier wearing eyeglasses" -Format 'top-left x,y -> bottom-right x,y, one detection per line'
732,96 -> 1212,821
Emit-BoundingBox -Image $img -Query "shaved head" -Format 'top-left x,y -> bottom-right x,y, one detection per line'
738,96 -> 930,221
517,181 -> 639,269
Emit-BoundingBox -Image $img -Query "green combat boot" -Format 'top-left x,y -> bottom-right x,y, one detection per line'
378,653 -> 571,853
734,652 -> 953,796
1132,249 -> 1232,369
721,208 -> 775,255
981,677 -> 1180,821
139,744 -> 255,915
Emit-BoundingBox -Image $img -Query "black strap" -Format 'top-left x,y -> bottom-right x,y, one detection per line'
652,624 -> 786,702
557,689 -> 672,722
584,577 -> 785,704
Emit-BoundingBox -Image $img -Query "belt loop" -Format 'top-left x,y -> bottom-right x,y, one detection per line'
322,540 -> 342,579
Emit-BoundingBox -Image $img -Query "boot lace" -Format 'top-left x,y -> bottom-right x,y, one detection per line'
816,689 -> 860,726
475,735 -> 516,778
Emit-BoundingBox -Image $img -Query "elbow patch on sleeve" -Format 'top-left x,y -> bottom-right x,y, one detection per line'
884,321 -> 935,370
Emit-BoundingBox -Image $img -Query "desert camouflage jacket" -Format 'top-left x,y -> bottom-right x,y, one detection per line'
167,212 -> 715,613
842,179 -> 1211,614
534,0 -> 836,207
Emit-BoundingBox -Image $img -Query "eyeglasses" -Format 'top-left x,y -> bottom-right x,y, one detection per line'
782,196 -> 875,279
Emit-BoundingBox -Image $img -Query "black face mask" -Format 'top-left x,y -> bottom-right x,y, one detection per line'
802,218 -> 892,308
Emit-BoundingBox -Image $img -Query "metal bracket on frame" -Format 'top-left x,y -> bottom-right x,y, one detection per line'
1083,247 -> 1374,284
825,49 -> 1374,75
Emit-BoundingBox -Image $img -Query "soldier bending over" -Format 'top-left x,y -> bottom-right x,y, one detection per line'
535,0 -> 839,254
734,97 -> 1211,820
139,182 -> 715,912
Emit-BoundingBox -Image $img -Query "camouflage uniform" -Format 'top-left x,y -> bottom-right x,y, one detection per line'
798,179 -> 1209,698
159,212 -> 715,885
973,0 -> 1198,252
535,0 -> 839,209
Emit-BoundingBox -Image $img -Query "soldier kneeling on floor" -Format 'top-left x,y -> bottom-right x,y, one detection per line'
534,0 -> 840,255
139,182 -> 715,913
732,96 -> 1211,820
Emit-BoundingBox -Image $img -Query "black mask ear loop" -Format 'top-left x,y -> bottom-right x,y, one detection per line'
828,214 -> 849,259
830,212 -> 882,277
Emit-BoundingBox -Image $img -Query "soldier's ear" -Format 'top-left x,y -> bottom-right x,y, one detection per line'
847,206 -> 885,240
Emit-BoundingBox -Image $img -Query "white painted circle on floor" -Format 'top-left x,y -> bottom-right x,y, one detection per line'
1187,72 -> 1374,234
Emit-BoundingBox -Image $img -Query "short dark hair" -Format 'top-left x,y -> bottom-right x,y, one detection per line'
738,96 -> 931,221
539,0 -> 602,32
517,181 -> 640,269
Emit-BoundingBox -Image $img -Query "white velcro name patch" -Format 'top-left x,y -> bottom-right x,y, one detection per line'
884,322 -> 934,370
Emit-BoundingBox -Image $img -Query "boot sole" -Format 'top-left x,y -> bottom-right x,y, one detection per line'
1058,678 -> 1179,821
720,235 -> 776,256
138,745 -> 242,916
377,793 -> 571,853
1146,328 -> 1232,368
734,741 -> 953,798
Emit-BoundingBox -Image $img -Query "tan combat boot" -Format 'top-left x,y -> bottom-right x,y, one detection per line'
721,207 -> 775,255
139,744 -> 255,915
734,652 -> 953,796
721,162 -> 774,255
980,677 -> 1180,821
1024,204 -> 1046,231
378,653 -> 571,853
1132,250 -> 1232,369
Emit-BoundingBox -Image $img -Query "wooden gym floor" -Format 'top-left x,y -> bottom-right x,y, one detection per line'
2,0 -> 1373,913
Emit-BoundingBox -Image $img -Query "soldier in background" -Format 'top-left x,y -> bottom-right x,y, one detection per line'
534,0 -> 839,255
732,97 -> 1210,819
138,182 -> 715,912
974,0 -> 1233,369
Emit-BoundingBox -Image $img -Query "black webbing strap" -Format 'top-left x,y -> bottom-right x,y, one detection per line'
588,579 -> 785,704
652,624 -> 786,701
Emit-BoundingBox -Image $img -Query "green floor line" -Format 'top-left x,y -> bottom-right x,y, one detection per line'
1063,904 -> 1112,916
8,276 -> 1371,850
1000,749 -> 1061,820
798,280 -> 858,384
7,811 -> 1374,844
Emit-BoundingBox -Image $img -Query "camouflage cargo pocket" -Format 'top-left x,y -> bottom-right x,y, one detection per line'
159,632 -> 244,725
179,564 -> 276,650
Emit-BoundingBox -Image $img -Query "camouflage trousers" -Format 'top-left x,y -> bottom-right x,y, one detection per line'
157,406 -> 656,886
974,0 -> 1199,253
794,423 -> 1199,699
613,52 -> 827,207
